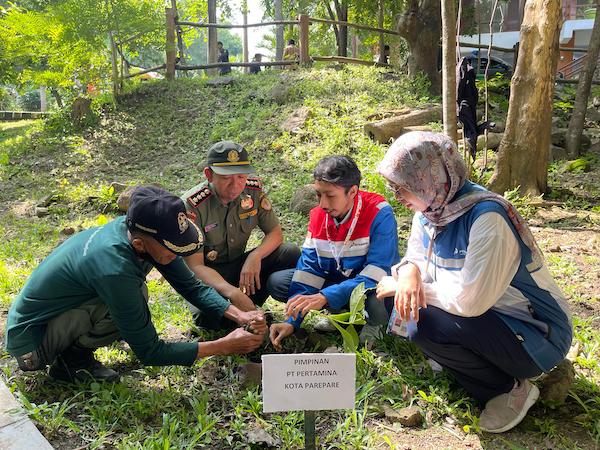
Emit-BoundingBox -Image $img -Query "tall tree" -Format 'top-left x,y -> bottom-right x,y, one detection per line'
565,0 -> 600,158
324,0 -> 348,56
274,0 -> 284,60
397,0 -> 441,95
441,0 -> 457,141
488,0 -> 561,196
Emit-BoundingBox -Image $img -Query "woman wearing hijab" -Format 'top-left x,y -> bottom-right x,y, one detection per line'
376,131 -> 572,433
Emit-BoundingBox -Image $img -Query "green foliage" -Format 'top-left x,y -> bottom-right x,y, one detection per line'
0,67 -> 598,449
502,186 -> 538,218
319,283 -> 368,352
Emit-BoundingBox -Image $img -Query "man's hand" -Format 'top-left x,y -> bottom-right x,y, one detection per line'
228,288 -> 256,311
285,293 -> 328,320
269,322 -> 294,352
237,310 -> 267,336
376,276 -> 397,299
394,264 -> 427,322
219,328 -> 264,355
239,251 -> 262,295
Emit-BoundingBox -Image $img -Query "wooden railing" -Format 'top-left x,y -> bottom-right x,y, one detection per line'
166,12 -> 400,78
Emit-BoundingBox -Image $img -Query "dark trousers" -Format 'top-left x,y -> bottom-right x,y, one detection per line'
408,306 -> 542,404
190,243 -> 300,326
267,268 -> 392,326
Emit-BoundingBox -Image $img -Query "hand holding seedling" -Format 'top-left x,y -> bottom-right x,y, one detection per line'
221,327 -> 265,354
240,310 -> 267,335
269,322 -> 294,352
285,293 -> 328,320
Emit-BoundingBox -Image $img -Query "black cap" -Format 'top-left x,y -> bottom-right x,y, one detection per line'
126,186 -> 203,257
206,141 -> 256,175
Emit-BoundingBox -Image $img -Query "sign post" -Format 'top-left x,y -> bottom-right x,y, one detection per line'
262,353 -> 356,449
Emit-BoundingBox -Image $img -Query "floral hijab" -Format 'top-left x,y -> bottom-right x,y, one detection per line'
377,131 -> 543,268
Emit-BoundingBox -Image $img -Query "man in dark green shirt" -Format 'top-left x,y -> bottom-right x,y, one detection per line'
6,186 -> 265,382
182,141 -> 300,327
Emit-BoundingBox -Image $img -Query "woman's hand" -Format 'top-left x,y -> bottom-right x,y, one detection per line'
394,263 -> 427,322
376,276 -> 398,299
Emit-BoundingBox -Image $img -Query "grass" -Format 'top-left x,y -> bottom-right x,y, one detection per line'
1,66 -> 599,449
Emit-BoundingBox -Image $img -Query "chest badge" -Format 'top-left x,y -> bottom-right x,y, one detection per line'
206,250 -> 218,262
241,194 -> 254,210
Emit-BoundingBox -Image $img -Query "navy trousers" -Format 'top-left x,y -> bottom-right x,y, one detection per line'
408,306 -> 542,404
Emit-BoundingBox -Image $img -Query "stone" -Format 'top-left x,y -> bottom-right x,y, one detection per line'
289,184 -> 318,216
34,207 -> 49,218
585,107 -> 600,122
117,186 -> 136,212
492,120 -> 506,132
236,362 -> 262,387
37,194 -> 57,207
382,404 -> 423,427
246,427 -> 280,447
552,128 -> 592,150
281,106 -> 311,134
60,227 -> 76,236
206,77 -> 234,86
540,359 -> 575,403
109,182 -> 128,194
550,144 -> 568,162
476,132 -> 503,151
268,82 -> 292,105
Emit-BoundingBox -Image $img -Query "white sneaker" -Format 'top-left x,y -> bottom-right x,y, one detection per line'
479,379 -> 540,433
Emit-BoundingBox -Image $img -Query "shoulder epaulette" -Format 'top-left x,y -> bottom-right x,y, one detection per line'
187,186 -> 212,207
245,177 -> 263,190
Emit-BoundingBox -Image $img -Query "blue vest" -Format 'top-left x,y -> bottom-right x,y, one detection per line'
420,182 -> 572,372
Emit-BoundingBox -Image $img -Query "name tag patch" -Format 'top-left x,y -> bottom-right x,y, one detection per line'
204,223 -> 219,232
239,209 -> 258,220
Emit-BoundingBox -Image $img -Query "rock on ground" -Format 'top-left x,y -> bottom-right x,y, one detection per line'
289,184 -> 318,215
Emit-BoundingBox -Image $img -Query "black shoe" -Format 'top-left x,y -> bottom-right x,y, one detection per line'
48,347 -> 119,383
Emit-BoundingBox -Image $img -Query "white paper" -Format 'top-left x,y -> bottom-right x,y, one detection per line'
262,353 -> 356,413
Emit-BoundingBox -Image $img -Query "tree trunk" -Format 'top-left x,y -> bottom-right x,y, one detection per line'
207,0 -> 218,76
441,0 -> 457,142
325,2 -> 341,54
50,88 -> 63,108
275,0 -> 284,61
337,1 -> 348,57
488,0 -> 561,196
397,0 -> 441,95
565,0 -> 600,158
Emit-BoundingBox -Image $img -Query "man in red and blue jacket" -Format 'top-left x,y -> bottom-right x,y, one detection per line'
268,156 -> 400,349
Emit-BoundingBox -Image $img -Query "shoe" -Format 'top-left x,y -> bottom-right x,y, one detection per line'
313,315 -> 337,332
16,348 -> 46,371
479,379 -> 540,433
48,346 -> 119,383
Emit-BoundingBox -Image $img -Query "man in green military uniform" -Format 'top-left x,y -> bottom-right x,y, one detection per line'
182,141 -> 300,326
5,186 -> 266,383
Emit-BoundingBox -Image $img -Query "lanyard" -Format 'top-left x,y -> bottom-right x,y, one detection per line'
325,194 -> 362,273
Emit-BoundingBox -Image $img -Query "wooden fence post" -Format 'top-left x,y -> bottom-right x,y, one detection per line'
207,0 -> 218,76
299,14 -> 310,64
165,7 -> 176,80
243,4 -> 249,73
378,0 -> 385,63
109,31 -> 120,95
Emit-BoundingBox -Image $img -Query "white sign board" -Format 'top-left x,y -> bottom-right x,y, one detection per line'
261,353 -> 356,413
